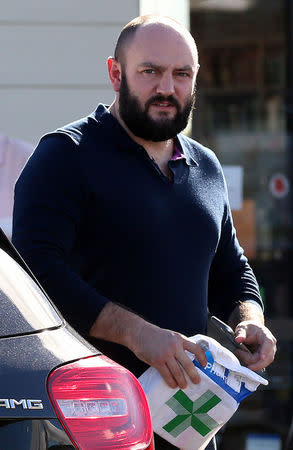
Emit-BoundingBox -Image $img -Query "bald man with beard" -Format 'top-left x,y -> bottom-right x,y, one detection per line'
13,15 -> 276,449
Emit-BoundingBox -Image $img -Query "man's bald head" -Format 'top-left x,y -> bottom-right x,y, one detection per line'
114,15 -> 198,67
108,14 -> 199,142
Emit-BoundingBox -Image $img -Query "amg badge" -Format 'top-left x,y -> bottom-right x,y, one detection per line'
0,399 -> 43,409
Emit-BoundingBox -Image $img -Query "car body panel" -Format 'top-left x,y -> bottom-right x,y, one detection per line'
0,419 -> 74,448
0,326 -> 98,418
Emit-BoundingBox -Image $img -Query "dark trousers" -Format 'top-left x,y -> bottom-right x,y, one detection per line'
154,433 -> 217,449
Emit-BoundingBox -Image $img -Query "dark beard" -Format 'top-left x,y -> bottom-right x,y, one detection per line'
118,72 -> 196,142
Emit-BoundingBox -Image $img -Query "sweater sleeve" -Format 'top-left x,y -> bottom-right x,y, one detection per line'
208,195 -> 263,323
12,135 -> 108,335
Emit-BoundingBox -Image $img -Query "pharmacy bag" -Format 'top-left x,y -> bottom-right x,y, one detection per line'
139,334 -> 268,450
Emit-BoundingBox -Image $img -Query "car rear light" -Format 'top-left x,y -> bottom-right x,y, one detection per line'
47,355 -> 154,450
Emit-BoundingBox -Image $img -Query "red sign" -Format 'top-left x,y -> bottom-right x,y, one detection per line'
269,173 -> 290,198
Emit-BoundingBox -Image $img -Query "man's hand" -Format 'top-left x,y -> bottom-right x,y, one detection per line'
130,323 -> 207,389
229,301 -> 277,372
89,301 -> 207,389
234,321 -> 277,372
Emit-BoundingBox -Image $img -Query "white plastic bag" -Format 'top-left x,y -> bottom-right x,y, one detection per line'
139,334 -> 268,450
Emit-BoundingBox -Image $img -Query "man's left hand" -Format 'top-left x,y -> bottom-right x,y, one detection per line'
234,321 -> 277,372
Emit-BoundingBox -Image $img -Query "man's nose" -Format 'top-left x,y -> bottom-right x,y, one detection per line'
156,73 -> 175,96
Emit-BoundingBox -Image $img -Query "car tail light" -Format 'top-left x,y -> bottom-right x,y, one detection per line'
47,355 -> 154,450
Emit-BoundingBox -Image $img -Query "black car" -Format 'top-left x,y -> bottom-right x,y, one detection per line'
0,228 -> 154,449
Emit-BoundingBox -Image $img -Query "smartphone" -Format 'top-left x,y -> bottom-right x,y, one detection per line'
208,314 -> 266,375
208,315 -> 251,355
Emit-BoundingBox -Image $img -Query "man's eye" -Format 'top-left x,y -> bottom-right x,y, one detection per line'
143,69 -> 156,74
177,72 -> 189,77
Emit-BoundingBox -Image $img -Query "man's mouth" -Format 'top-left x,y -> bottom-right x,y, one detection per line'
145,96 -> 180,114
151,101 -> 175,108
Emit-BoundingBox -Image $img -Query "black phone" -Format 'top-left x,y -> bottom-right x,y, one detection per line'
208,315 -> 251,355
208,314 -> 267,376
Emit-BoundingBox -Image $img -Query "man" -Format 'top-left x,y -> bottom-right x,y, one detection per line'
12,15 -> 276,449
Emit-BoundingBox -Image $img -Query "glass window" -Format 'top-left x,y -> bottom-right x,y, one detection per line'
191,0 -> 293,446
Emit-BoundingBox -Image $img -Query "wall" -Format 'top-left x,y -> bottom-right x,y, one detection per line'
0,0 -> 139,145
0,0 -> 190,237
140,0 -> 189,28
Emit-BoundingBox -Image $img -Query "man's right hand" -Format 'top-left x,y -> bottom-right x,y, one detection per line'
89,301 -> 207,389
130,321 -> 207,389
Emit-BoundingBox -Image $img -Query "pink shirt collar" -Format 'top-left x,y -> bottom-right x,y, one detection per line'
171,144 -> 186,161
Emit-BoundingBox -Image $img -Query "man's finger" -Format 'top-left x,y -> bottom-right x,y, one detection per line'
184,340 -> 207,368
167,358 -> 187,389
259,335 -> 277,360
235,332 -> 257,345
236,334 -> 276,371
178,352 -> 201,385
158,363 -> 178,389
234,329 -> 247,341
235,347 -> 258,366
247,358 -> 268,372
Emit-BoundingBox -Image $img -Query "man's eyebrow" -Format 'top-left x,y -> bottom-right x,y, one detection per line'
175,65 -> 195,73
138,62 -> 163,70
138,62 -> 195,72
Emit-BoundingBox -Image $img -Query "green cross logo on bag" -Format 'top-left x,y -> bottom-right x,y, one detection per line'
163,389 -> 221,437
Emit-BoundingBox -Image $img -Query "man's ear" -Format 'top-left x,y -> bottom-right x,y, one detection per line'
107,57 -> 122,92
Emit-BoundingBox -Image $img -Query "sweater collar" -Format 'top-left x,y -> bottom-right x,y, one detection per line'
177,134 -> 199,167
93,103 -> 199,167
92,104 -> 139,152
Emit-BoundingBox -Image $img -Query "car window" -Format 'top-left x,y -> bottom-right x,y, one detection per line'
0,248 -> 62,337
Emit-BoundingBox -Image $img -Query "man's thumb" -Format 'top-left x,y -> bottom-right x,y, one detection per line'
235,327 -> 247,341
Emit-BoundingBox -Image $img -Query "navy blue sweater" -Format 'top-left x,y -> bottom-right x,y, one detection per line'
12,104 -> 262,375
